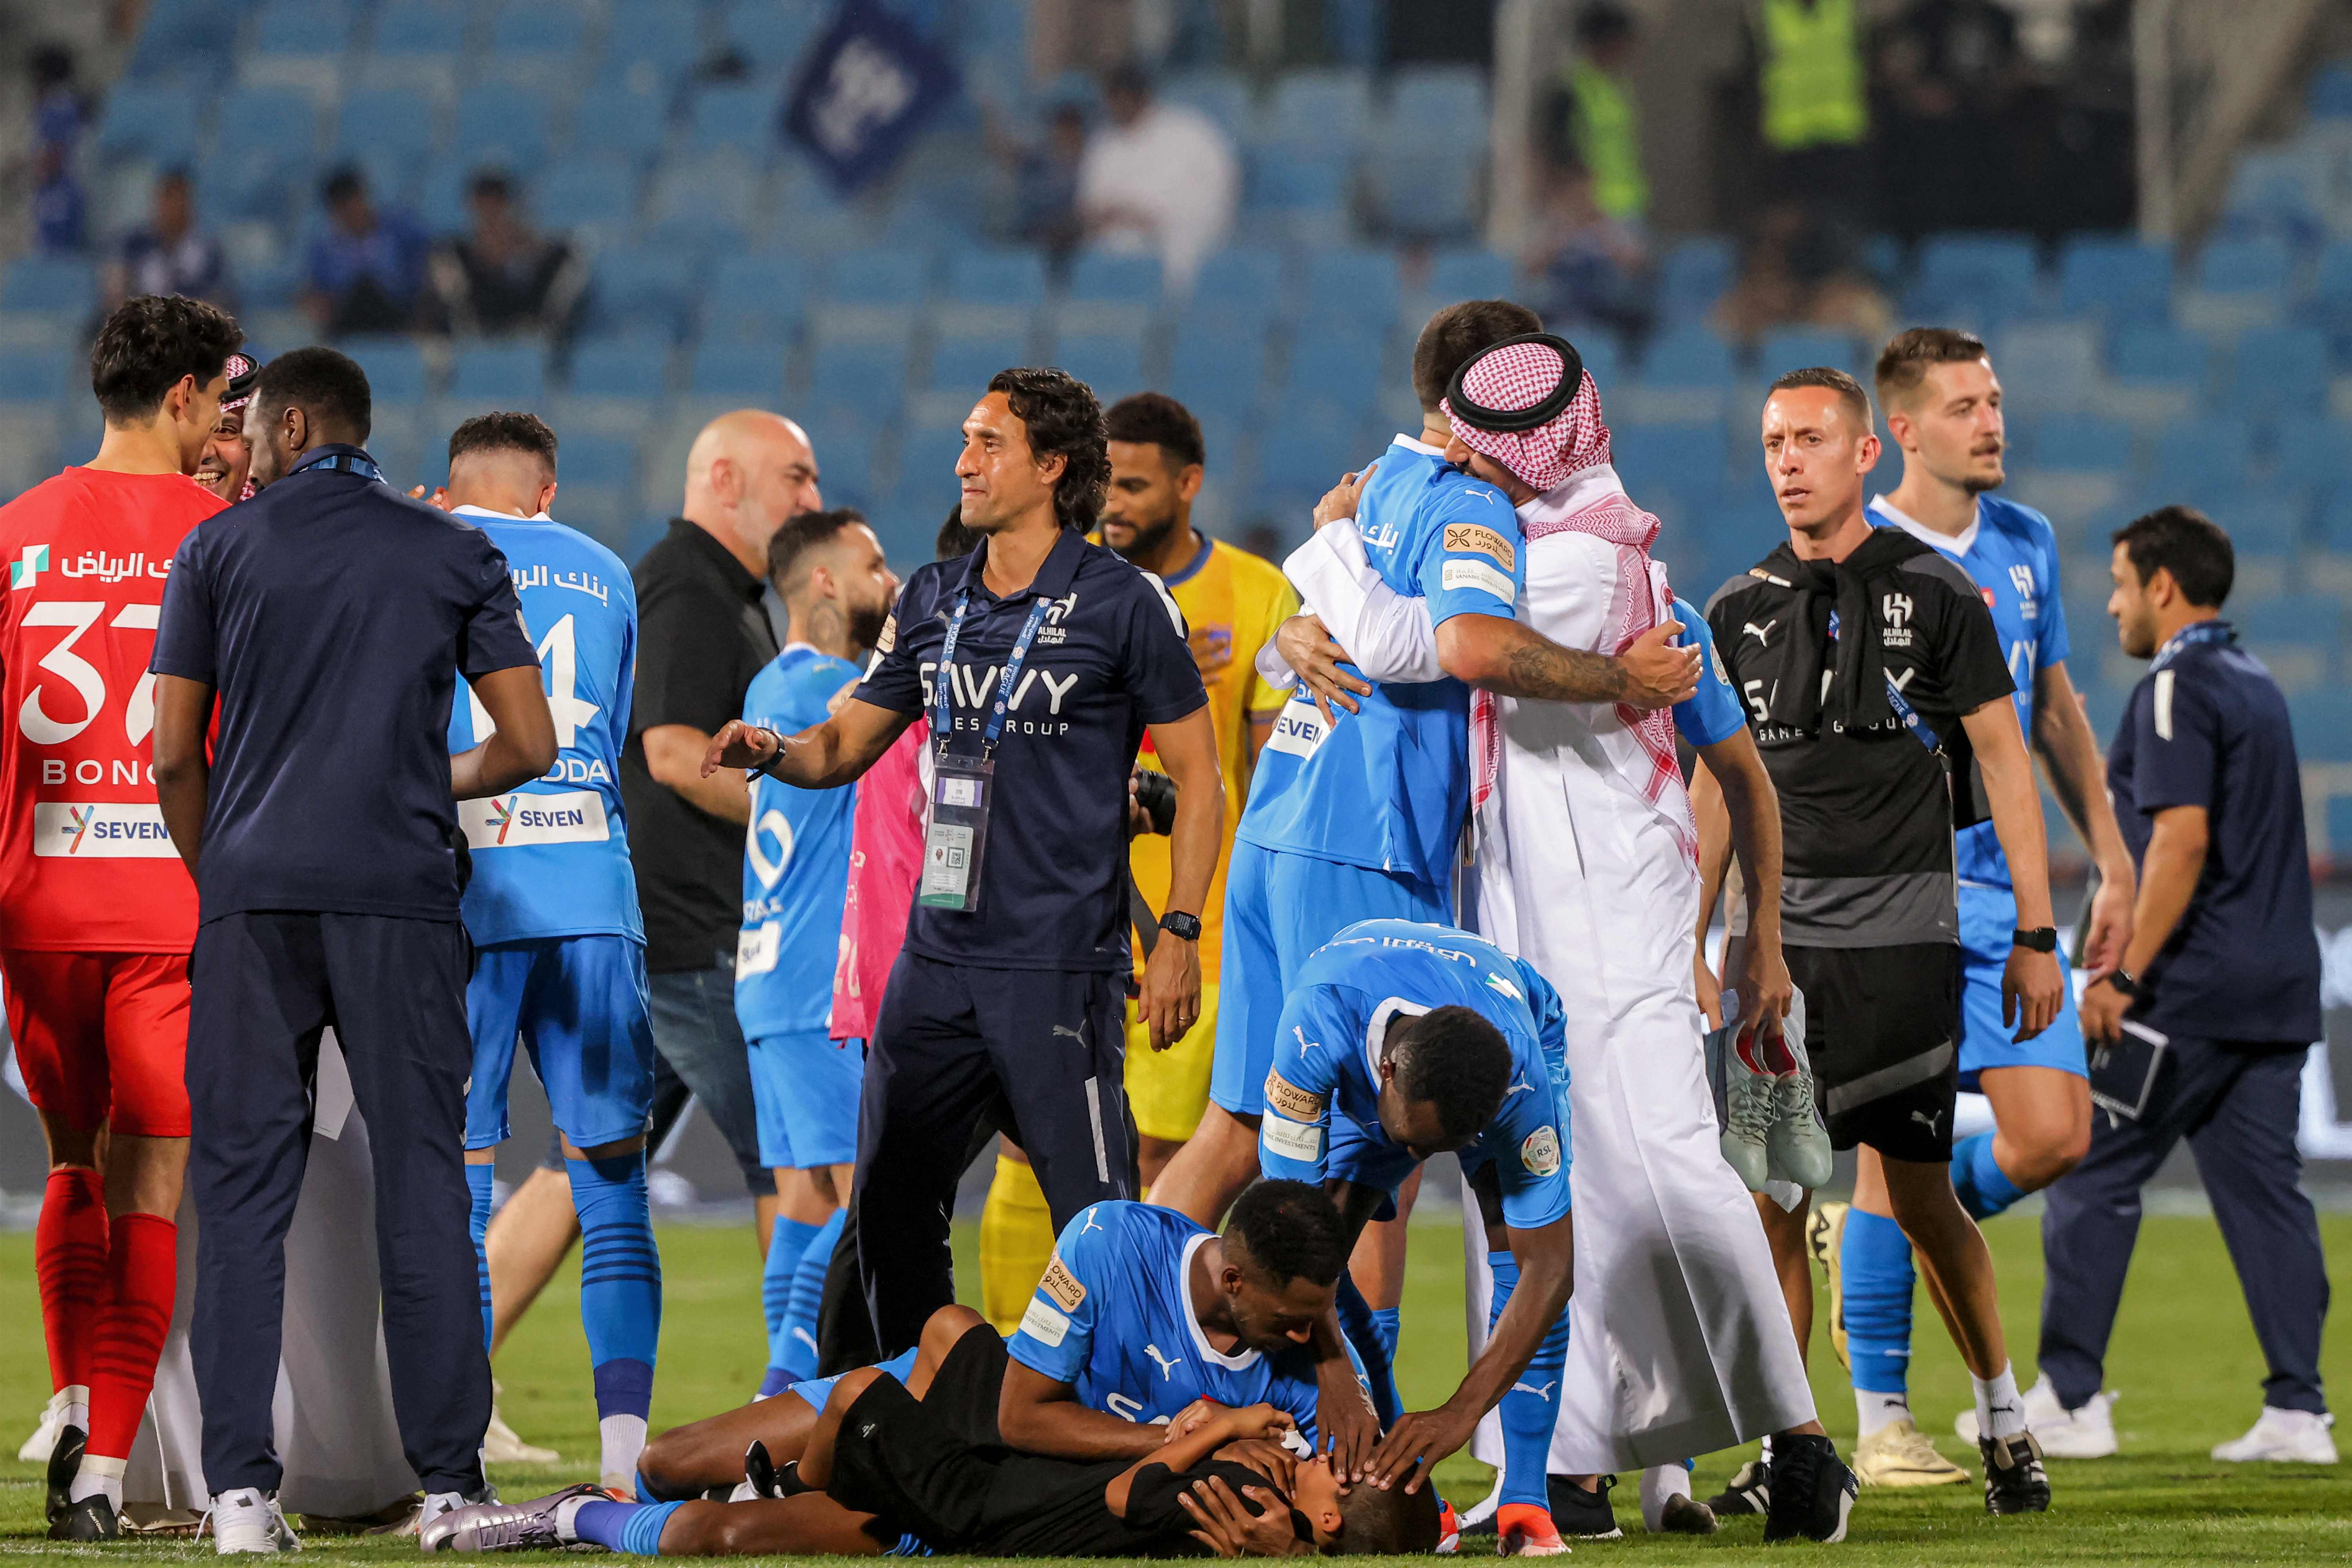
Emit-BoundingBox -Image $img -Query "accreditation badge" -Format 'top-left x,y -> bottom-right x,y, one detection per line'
917,752 -> 995,912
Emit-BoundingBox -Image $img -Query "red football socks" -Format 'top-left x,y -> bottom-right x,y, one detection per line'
86,1212 -> 176,1465
35,1167 -> 105,1403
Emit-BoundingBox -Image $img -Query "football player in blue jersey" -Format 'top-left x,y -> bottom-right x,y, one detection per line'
1791,328 -> 2138,1487
735,508 -> 900,1401
627,1178 -> 1354,1500
440,414 -> 664,1493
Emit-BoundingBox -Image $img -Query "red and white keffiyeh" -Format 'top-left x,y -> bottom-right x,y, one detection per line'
1442,338 -> 1613,494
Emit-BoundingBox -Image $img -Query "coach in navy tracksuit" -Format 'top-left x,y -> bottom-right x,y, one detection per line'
151,347 -> 557,1526
2042,506 -> 2328,1456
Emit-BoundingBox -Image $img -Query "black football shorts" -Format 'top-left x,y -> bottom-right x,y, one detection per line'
1785,943 -> 1962,1163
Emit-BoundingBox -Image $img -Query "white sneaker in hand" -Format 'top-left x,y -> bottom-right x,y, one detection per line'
1956,1376 -> 2116,1459
211,1488 -> 298,1555
2212,1407 -> 2337,1464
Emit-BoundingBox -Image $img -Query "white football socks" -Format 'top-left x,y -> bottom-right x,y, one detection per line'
1974,1362 -> 2027,1441
1856,1389 -> 1912,1437
601,1414 -> 649,1494
68,1454 -> 124,1509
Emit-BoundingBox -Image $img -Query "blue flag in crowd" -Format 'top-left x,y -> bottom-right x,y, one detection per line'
784,0 -> 960,194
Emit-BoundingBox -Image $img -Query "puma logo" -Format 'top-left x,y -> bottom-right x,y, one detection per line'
1078,1209 -> 1105,1235
1512,1379 -> 1558,1402
1293,1025 -> 1320,1054
1144,1344 -> 1184,1380
1053,1024 -> 1086,1044
1502,1077 -> 1535,1098
1744,619 -> 1777,645
1911,1109 -> 1943,1133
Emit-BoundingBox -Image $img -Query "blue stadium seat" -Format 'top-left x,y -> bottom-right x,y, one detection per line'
2237,593 -> 2345,647
1160,70 -> 1252,142
708,253 -> 810,338
2272,414 -> 2352,495
1614,425 -> 1729,501
370,2 -> 466,56
1281,336 -> 1383,407
94,82 -> 200,163
489,4 -> 587,57
536,155 -> 642,235
720,1 -> 826,73
1064,252 -> 1161,306
2147,417 -> 2253,502
1425,248 -> 1513,303
2025,415 -> 2133,473
2312,63 -> 2352,120
454,91 -> 554,169
416,163 -> 477,234
819,248 -> 929,307
945,248 -> 1048,308
595,15 -> 705,100
1192,247 -> 1285,312
1247,154 -> 1349,231
450,342 -> 548,404
1657,237 -> 1735,323
645,154 -> 760,251
1300,249 -> 1401,330
0,347 -> 73,403
1639,326 -> 1734,389
2216,325 -> 2329,421
0,258 -> 93,317
342,336 -> 432,404
593,248 -> 702,339
926,333 -> 1028,396
688,83 -> 782,155
1263,69 -> 1372,154
1165,334 -> 1267,414
1388,65 -> 1486,147
1366,148 -> 1480,240
807,341 -> 908,420
2290,693 -> 2352,762
251,0 -> 351,56
336,89 -> 439,163
1757,327 -> 1859,379
2056,235 -> 2172,324
558,433 -> 639,490
1993,321 -> 2100,411
1916,232 -> 2039,305
2218,495 -> 2304,558
1052,333 -> 1146,404
570,90 -> 670,160
218,87 -> 317,158
687,343 -> 785,398
2196,237 -> 2292,296
1575,330 -> 1626,389
566,334 -> 671,399
2109,322 -> 2209,391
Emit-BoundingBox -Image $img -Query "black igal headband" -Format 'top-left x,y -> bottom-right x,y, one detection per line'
1445,332 -> 1586,433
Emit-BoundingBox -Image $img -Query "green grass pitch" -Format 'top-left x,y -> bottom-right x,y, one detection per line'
0,1214 -> 2343,1561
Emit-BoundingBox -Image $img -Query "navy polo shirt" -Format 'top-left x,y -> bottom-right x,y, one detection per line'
855,527 -> 1206,972
2106,621 -> 2323,1046
151,445 -> 539,925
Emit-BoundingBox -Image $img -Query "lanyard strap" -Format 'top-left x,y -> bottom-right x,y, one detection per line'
932,590 -> 1054,759
2150,619 -> 2233,671
1828,609 -> 1940,753
292,450 -> 385,482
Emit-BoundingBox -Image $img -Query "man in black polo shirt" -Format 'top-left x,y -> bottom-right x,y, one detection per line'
148,346 -> 556,1546
622,410 -> 823,1249
2039,506 -> 2331,1464
1706,368 -> 2064,1522
707,368 -> 1221,1355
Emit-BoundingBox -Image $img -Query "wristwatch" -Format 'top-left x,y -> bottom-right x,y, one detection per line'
2098,968 -> 2143,1000
2011,926 -> 2059,953
1159,911 -> 1203,943
747,728 -> 785,779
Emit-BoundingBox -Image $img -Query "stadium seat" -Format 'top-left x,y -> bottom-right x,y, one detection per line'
926,332 -> 1029,397
566,334 -> 672,399
488,4 -> 587,58
570,90 -> 671,160
807,341 -> 909,421
688,82 -> 783,155
250,0 -> 352,56
1160,70 -> 1252,142
1757,327 -> 1859,380
342,336 -> 432,404
454,90 -> 554,169
1639,327 -> 1735,389
2147,416 -> 2253,501
336,88 -> 440,164
1191,247 -> 1285,313
686,343 -> 786,399
2109,323 -> 2210,392
1300,249 -> 1401,331
557,432 -> 639,490
2272,414 -> 2352,495
720,1 -> 827,74
1388,65 -> 1487,147
2311,62 -> 2352,119
94,82 -> 201,163
945,249 -> 1048,309
2056,235 -> 2172,325
2216,325 -> 2329,421
1994,321 -> 2100,412
1246,153 -> 1350,242
370,2 -> 467,56
2219,495 -> 2305,558
2196,237 -> 2292,297
0,258 -> 93,317
2024,415 -> 2134,473
800,413 -> 878,503
1165,333 -> 1268,415
1366,147 -> 1481,241
216,87 -> 317,160
1425,248 -> 1513,304
592,248 -> 703,339
1281,336 -> 1384,408
1051,333 -> 1147,405
2237,593 -> 2345,648
818,249 -> 930,308
1064,252 -> 1162,307
536,155 -> 643,238
1263,69 -> 1372,155
0,347 -> 73,403
645,153 -> 762,252
1657,237 -> 1735,323
450,342 -> 549,404
2289,692 -> 2352,762
1916,233 -> 2040,307
708,253 -> 811,339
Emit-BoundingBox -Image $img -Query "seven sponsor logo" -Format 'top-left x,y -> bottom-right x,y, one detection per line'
33,801 -> 176,858
457,788 -> 610,849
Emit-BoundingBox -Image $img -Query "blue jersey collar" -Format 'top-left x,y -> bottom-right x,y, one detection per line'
1179,1231 -> 1262,1369
290,442 -> 383,481
1869,494 -> 1977,557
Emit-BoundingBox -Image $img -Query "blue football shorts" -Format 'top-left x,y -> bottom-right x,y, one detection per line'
1211,840 -> 1448,1118
748,1028 -> 865,1170
466,934 -> 656,1152
1956,881 -> 2088,1091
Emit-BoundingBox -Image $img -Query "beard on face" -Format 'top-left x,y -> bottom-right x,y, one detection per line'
1106,505 -> 1179,562
847,593 -> 892,653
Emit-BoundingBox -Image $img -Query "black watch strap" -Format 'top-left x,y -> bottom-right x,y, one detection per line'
2012,926 -> 2059,953
2101,968 -> 2143,1000
1159,910 -> 1203,942
747,729 -> 784,779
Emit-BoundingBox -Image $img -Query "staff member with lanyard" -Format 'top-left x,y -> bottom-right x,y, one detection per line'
2042,506 -> 2331,1465
705,368 -> 1221,1357
149,347 -> 557,1549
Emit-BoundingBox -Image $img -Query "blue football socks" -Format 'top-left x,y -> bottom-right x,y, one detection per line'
571,1498 -> 684,1555
570,1153 -> 662,1480
1487,1251 -> 1570,1510
1334,1272 -> 1401,1428
1949,1131 -> 2027,1221
1370,1306 -> 1401,1367
1840,1208 -> 1916,1397
465,1163 -> 495,1353
779,1207 -> 845,1386
760,1215 -> 821,1395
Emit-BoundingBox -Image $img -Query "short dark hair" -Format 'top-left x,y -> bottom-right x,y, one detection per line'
988,367 -> 1110,533
89,295 -> 243,425
1104,391 -> 1205,472
768,506 -> 867,590
1224,1180 -> 1349,1290
1334,1474 -> 1443,1554
321,164 -> 365,206
2113,505 -> 2233,609
1391,1005 -> 1514,1142
448,410 -> 556,471
937,504 -> 982,561
1576,2 -> 1635,45
1768,366 -> 1874,432
468,169 -> 513,202
1412,300 -> 1544,414
1874,326 -> 1989,411
252,345 -> 372,445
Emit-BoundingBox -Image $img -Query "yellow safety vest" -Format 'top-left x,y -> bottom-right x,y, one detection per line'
1567,61 -> 1647,222
1759,0 -> 1867,151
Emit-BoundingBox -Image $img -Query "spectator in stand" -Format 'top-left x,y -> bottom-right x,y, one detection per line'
30,142 -> 83,256
105,169 -> 234,312
426,171 -> 587,340
1524,164 -> 1651,342
1712,198 -> 1890,347
1548,3 -> 1648,227
29,45 -> 83,158
1873,0 -> 2024,238
18,45 -> 83,255
988,101 -> 1089,266
1077,62 -> 1236,294
302,166 -> 430,339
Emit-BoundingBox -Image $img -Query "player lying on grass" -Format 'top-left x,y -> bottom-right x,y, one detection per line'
633,1181 -> 1365,1499
428,1318 -> 1439,1558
